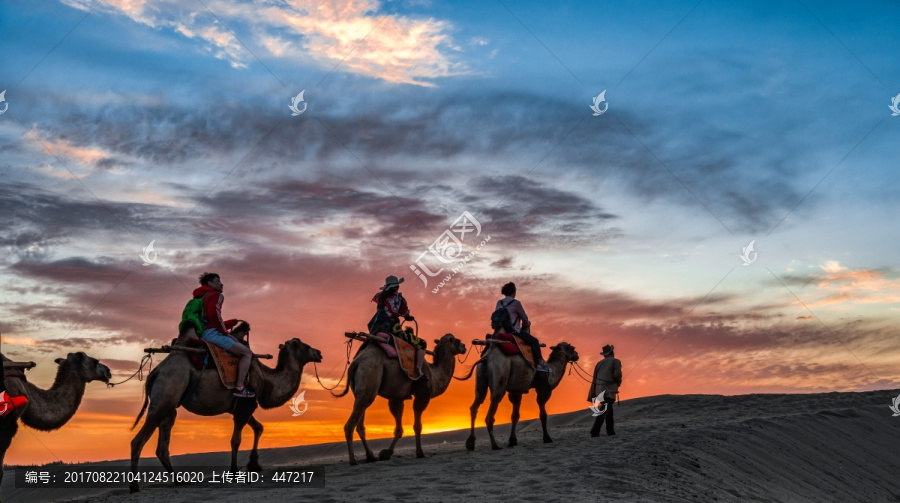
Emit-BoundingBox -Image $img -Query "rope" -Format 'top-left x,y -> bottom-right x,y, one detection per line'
567,361 -> 596,384
314,338 -> 353,391
457,343 -> 475,364
107,353 -> 152,387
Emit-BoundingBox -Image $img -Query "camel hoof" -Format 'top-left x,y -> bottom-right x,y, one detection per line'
543,436 -> 553,444
465,437 -> 475,451
349,458 -> 358,466
247,462 -> 262,472
508,437 -> 517,447
416,451 -> 425,459
377,449 -> 392,461
491,445 -> 502,451
129,482 -> 140,493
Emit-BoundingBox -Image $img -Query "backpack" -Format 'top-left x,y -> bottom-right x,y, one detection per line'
490,299 -> 514,332
179,293 -> 210,335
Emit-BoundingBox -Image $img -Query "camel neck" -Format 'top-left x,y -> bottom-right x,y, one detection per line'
21,362 -> 87,431
545,352 -> 569,389
252,348 -> 305,409
426,344 -> 457,397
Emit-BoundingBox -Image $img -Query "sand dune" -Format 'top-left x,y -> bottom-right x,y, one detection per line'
5,390 -> 900,502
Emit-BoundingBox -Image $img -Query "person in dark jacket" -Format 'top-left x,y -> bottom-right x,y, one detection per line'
193,272 -> 255,398
369,275 -> 427,380
588,344 -> 622,436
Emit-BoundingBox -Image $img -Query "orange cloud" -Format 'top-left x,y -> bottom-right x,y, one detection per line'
63,0 -> 468,86
802,261 -> 900,308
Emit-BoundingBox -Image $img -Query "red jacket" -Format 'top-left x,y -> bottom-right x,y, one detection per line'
193,285 -> 227,334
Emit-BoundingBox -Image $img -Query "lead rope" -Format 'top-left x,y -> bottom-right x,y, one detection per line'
315,338 -> 353,391
457,343 -> 474,364
107,353 -> 153,387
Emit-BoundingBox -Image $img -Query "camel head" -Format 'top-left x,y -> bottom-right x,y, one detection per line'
434,333 -> 466,355
53,352 -> 112,384
548,342 -> 579,363
278,338 -> 323,364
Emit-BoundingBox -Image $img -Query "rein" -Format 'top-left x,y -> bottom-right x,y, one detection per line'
107,353 -> 153,387
314,338 -> 353,391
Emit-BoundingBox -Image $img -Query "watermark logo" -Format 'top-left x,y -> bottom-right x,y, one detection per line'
890,92 -> 900,116
889,394 -> 900,416
289,90 -> 307,116
410,210 -> 492,294
0,90 -> 7,115
739,240 -> 757,266
590,90 -> 608,116
589,391 -> 608,416
139,240 -> 158,266
289,390 -> 308,416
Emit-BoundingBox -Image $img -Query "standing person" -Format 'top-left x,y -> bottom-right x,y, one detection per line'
588,344 -> 622,437
495,282 -> 551,373
192,272 -> 256,398
369,275 -> 427,380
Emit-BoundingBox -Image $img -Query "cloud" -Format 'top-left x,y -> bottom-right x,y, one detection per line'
61,0 -> 468,85
784,261 -> 900,309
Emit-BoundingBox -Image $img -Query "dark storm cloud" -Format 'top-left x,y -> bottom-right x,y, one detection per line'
15,88 -> 808,233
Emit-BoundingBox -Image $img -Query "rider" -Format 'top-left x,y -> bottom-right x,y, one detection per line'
496,282 -> 551,373
193,272 -> 256,398
370,275 -> 427,380
0,359 -> 27,417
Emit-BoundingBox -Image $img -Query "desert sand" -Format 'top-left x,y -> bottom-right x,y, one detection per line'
5,390 -> 900,502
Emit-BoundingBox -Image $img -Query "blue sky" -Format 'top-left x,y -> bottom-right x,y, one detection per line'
1,0 -> 899,464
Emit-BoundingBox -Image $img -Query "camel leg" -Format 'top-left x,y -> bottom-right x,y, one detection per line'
485,389 -> 505,451
230,412 -> 253,471
356,409 -> 377,463
0,419 -> 19,487
412,392 -> 431,459
344,394 -> 377,466
537,388 -> 553,443
507,392 -> 523,447
247,416 -> 264,471
465,374 -> 488,451
379,399 -> 405,461
155,410 -> 178,472
130,409 -> 166,493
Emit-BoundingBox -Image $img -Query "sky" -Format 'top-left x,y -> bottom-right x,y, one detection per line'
1,0 -> 899,466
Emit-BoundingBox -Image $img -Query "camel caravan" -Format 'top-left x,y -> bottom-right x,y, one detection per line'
1,271 -> 605,495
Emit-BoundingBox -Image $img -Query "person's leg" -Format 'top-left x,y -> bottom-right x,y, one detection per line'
228,342 -> 253,390
201,328 -> 254,396
606,400 -> 615,435
516,330 -> 545,363
590,413 -> 604,437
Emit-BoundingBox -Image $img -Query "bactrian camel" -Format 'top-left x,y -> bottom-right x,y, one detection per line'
459,340 -> 579,450
334,333 -> 466,465
129,337 -> 322,492
0,352 -> 111,486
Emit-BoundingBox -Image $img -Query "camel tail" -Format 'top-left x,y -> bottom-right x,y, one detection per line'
453,355 -> 488,381
331,361 -> 356,398
131,370 -> 157,430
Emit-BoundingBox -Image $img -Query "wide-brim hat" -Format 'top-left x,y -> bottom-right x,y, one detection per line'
379,275 -> 404,290
601,344 -> 614,356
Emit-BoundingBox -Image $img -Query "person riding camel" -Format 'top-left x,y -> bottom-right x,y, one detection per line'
191,272 -> 256,398
494,282 -> 551,373
0,359 -> 27,418
369,275 -> 428,381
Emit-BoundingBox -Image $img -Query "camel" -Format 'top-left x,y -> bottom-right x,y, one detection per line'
129,337 -> 322,492
334,333 -> 466,465
0,352 -> 111,486
458,339 -> 579,450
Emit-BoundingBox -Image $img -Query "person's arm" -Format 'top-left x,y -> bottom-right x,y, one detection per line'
614,359 -> 623,386
514,301 -> 529,328
204,292 -> 228,333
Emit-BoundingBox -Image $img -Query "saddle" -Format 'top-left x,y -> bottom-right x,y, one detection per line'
374,332 -> 422,380
173,337 -> 241,389
490,332 -> 535,369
